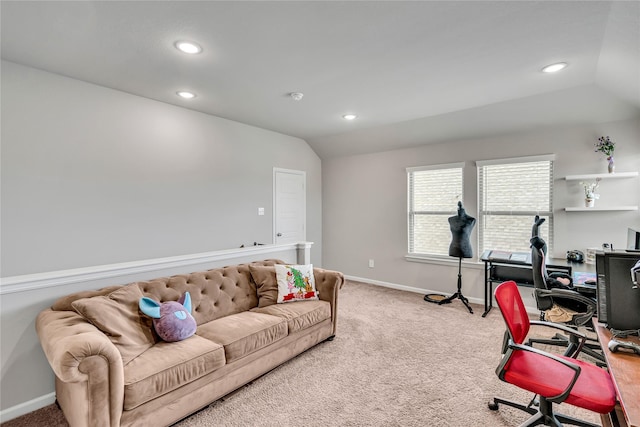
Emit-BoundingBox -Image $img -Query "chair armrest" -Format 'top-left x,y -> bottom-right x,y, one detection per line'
313,268 -> 345,335
314,268 -> 345,300
499,341 -> 581,403
529,319 -> 588,358
535,288 -> 596,308
529,320 -> 587,340
36,309 -> 123,381
36,309 -> 124,426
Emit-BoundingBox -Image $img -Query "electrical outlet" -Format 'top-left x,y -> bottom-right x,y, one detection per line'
368,259 -> 375,268
258,207 -> 265,216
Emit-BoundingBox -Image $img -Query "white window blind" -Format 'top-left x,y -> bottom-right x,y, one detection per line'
407,164 -> 463,256
477,156 -> 554,254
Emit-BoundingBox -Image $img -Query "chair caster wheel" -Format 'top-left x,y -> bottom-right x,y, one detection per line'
488,401 -> 499,411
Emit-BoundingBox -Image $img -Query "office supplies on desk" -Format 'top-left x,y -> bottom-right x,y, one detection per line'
567,250 -> 585,263
481,249 -> 530,263
573,271 -> 597,286
608,339 -> 640,355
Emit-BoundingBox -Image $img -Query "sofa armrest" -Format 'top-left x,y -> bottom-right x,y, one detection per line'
36,309 -> 124,427
313,268 -> 345,335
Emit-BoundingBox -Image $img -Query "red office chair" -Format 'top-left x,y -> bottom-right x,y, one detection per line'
489,281 -> 616,427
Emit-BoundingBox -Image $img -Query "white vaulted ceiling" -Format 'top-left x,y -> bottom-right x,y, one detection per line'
1,1 -> 639,158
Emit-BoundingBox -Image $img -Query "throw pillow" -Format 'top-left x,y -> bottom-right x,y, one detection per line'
274,264 -> 319,304
249,265 -> 279,308
71,283 -> 156,365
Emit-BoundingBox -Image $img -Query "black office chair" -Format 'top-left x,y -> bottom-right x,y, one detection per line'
527,216 -> 603,361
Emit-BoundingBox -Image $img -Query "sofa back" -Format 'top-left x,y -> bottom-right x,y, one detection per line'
51,259 -> 284,326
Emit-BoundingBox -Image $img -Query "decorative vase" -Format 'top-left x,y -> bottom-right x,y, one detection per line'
608,156 -> 615,173
585,198 -> 595,208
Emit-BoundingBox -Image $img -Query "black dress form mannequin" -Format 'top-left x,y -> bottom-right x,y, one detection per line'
448,201 -> 476,259
438,202 -> 476,313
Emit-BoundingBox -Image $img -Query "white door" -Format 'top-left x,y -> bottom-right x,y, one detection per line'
273,169 -> 306,244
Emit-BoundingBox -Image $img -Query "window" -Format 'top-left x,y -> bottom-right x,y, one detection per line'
477,155 -> 554,254
407,163 -> 463,256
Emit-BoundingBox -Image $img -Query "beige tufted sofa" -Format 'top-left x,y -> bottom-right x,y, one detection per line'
36,259 -> 344,427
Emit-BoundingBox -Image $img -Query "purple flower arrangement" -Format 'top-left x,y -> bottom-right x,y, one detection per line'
595,136 -> 615,160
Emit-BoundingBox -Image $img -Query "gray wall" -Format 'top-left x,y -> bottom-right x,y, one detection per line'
322,118 -> 640,303
1,61 -> 322,277
0,60 -> 323,415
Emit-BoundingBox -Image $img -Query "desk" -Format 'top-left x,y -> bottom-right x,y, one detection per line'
480,251 -> 594,317
595,324 -> 640,427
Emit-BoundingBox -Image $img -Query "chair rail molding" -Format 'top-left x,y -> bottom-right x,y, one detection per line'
0,242 -> 313,295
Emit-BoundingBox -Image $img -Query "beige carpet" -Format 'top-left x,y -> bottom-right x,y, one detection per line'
2,280 -> 601,427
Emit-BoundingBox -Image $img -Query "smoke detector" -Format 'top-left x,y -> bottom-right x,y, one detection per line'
289,92 -> 304,101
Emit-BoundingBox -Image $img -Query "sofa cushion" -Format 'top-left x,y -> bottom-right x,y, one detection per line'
136,264 -> 262,326
275,264 -> 319,303
249,264 -> 279,308
196,312 -> 287,363
52,285 -> 121,311
71,284 -> 156,365
123,334 -> 225,410
251,300 -> 331,334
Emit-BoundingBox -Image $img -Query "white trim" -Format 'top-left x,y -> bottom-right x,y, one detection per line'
406,162 -> 465,173
407,164 -> 465,256
0,392 -> 56,423
0,243 -> 307,295
344,275 -> 539,314
565,206 -> 638,212
273,168 -> 306,244
475,154 -> 556,167
565,172 -> 638,180
344,274 -> 484,305
404,254 -> 484,269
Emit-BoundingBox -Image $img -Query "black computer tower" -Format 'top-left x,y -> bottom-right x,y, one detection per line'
595,253 -> 607,324
595,251 -> 640,331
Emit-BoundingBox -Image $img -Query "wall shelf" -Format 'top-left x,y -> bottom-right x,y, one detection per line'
564,171 -> 638,212
565,206 -> 638,212
565,171 -> 638,181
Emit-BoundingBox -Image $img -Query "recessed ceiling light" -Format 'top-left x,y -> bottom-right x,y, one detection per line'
342,114 -> 357,120
290,92 -> 304,101
177,91 -> 196,99
175,41 -> 202,54
541,62 -> 567,73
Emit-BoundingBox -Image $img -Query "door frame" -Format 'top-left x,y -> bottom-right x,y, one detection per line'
273,168 -> 306,244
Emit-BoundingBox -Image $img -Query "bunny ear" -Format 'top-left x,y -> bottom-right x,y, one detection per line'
180,292 -> 192,314
139,297 -> 161,318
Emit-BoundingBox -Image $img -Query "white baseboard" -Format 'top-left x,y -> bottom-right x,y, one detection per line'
0,392 -> 56,423
344,274 -> 485,305
344,274 -> 539,314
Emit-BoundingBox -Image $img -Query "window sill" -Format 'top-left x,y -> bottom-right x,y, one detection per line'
404,254 -> 484,269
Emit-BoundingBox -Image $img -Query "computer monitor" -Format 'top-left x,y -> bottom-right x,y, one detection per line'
627,227 -> 640,252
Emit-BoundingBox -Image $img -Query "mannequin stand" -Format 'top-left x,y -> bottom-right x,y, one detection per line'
437,257 -> 473,314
